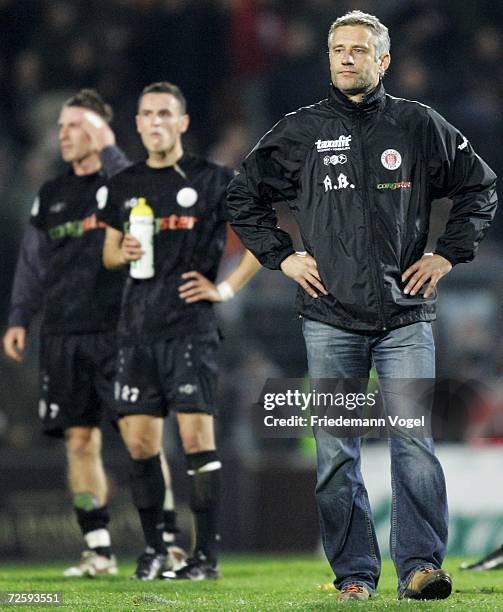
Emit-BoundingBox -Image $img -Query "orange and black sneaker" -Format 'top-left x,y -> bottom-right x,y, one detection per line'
399,567 -> 452,600
337,583 -> 370,601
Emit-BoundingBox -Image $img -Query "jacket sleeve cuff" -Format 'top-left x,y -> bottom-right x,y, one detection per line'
7,310 -> 30,329
270,247 -> 296,270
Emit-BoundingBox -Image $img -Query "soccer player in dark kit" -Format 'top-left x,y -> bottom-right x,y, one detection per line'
3,90 -> 131,576
99,81 -> 260,581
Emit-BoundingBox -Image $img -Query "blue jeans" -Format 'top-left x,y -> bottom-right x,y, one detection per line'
302,319 -> 448,595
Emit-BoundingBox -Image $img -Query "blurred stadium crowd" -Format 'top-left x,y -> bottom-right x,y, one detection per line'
1,0 -> 503,451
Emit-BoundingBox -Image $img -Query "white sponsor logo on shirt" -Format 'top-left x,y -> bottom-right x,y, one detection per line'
316,135 -> 352,152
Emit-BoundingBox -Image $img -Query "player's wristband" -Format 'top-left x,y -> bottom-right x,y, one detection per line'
217,281 -> 235,302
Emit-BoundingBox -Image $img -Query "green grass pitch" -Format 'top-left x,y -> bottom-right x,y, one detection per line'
1,556 -> 502,610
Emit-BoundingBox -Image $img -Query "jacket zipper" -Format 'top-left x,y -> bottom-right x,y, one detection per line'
356,112 -> 388,331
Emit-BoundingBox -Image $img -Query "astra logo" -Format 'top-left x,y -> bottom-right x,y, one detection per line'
316,135 -> 352,152
324,173 -> 355,192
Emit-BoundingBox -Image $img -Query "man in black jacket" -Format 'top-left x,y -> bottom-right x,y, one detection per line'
227,10 -> 497,602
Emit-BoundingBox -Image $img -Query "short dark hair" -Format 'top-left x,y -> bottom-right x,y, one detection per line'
138,82 -> 187,114
63,88 -> 113,122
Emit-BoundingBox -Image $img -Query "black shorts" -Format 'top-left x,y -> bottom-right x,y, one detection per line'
39,332 -> 116,437
114,331 -> 220,418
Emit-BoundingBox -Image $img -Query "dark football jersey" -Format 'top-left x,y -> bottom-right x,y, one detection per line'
99,155 -> 233,344
30,170 -> 125,334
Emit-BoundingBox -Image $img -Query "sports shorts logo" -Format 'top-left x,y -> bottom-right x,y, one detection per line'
49,201 -> 66,213
323,154 -> 347,166
179,383 -> 197,395
381,149 -> 402,170
316,135 -> 352,152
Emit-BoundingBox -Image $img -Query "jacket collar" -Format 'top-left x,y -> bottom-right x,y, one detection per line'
328,81 -> 386,115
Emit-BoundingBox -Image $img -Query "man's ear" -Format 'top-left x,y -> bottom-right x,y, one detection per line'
380,53 -> 391,76
180,114 -> 190,134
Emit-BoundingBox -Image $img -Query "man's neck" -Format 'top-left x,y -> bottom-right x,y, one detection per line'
345,91 -> 366,104
147,145 -> 184,169
341,80 -> 380,105
72,153 -> 101,176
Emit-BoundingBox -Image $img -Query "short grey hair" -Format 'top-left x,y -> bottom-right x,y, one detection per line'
328,10 -> 390,58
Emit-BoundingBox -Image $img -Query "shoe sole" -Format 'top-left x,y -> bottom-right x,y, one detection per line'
401,576 -> 452,600
461,560 -> 503,571
63,569 -> 118,578
162,571 -> 220,581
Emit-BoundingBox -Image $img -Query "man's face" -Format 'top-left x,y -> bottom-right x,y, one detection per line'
329,25 -> 390,98
58,106 -> 93,163
136,93 -> 189,155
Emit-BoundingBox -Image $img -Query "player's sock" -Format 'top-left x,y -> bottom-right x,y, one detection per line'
186,450 -> 221,563
73,493 -> 112,559
163,486 -> 179,544
163,512 -> 178,544
129,454 -> 166,554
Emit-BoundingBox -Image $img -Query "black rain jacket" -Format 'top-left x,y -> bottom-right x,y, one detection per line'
227,83 -> 498,332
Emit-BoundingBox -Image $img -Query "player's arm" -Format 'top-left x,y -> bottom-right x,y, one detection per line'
81,111 -> 131,177
102,226 -> 142,269
227,114 -> 327,297
178,249 -> 261,304
3,224 -> 49,362
403,109 -> 498,298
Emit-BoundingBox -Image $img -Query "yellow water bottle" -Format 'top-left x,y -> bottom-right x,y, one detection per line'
129,197 -> 154,279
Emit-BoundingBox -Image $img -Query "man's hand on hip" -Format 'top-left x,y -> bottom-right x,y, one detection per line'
402,254 -> 452,298
178,271 -> 221,303
280,253 -> 328,298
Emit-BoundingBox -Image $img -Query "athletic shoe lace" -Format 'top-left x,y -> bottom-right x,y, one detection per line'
343,584 -> 364,593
